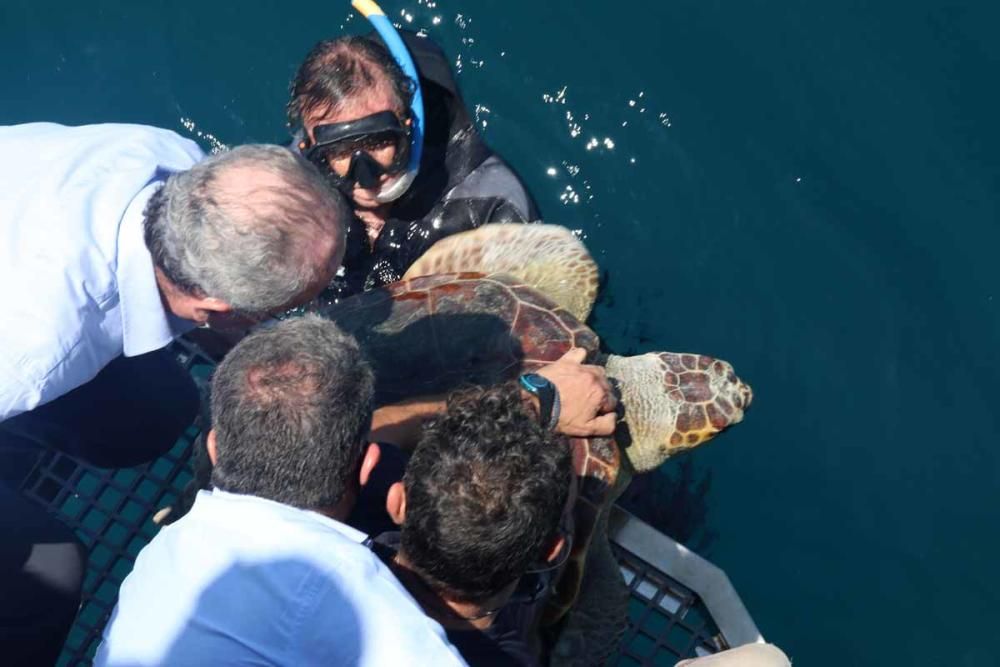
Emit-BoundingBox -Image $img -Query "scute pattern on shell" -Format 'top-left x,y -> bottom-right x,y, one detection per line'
403,223 -> 600,322
662,353 -> 750,446
322,272 -> 601,405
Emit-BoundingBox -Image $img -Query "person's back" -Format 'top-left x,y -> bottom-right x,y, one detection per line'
95,316 -> 465,667
1,125 -> 353,663
97,489 -> 461,666
0,122 -> 204,418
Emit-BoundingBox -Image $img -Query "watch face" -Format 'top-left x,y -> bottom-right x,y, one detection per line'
521,373 -> 550,390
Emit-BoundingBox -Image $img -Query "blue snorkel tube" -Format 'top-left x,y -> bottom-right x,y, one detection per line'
352,0 -> 424,203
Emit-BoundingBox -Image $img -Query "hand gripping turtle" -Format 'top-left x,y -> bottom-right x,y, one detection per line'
319,224 -> 753,666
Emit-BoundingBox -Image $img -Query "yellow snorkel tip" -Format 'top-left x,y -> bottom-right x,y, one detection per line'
351,0 -> 385,19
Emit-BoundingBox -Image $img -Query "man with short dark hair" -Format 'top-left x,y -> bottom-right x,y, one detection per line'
0,123 -> 349,662
380,383 -> 576,666
290,33 -> 538,299
95,315 -> 465,666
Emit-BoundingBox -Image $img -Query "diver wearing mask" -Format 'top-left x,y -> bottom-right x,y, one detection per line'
289,8 -> 537,301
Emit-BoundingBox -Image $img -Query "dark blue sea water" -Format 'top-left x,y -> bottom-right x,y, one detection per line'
2,1 -> 998,664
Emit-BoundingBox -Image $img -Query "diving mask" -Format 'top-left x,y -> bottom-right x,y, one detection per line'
301,110 -> 412,196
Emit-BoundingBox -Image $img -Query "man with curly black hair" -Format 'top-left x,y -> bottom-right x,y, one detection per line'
378,383 -> 576,666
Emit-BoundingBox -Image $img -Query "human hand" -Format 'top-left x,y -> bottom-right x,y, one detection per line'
355,207 -> 389,241
536,348 -> 618,437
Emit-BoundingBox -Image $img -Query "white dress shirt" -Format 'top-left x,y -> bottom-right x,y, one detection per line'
95,489 -> 467,667
0,122 -> 204,420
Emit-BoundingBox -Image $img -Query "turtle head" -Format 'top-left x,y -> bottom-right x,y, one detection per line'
605,352 -> 752,473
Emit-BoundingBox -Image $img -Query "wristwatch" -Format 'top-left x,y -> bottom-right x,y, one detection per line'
519,373 -> 561,431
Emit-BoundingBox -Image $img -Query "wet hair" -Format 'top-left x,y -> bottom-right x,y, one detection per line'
287,36 -> 415,129
143,144 -> 350,315
401,383 -> 572,604
209,315 -> 374,510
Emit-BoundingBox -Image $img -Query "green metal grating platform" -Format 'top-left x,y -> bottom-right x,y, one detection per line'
614,545 -> 723,663
19,338 -> 757,666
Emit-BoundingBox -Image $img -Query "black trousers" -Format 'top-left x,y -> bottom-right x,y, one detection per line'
0,348 -> 198,665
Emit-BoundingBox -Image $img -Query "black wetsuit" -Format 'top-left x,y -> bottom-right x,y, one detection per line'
370,532 -> 543,667
348,445 -> 543,666
295,32 -> 538,302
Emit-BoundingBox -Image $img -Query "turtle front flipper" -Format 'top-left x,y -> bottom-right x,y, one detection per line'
606,352 -> 753,473
402,223 -> 599,322
541,439 -> 633,663
547,523 -> 629,667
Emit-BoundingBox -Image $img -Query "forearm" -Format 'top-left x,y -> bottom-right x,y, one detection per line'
370,388 -> 542,450
370,396 -> 447,450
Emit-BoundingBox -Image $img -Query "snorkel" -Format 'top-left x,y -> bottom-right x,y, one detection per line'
351,0 -> 424,203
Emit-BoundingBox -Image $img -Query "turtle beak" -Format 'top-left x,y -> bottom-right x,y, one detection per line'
740,382 -> 753,412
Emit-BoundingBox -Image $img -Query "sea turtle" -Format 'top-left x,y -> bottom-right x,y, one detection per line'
318,225 -> 753,664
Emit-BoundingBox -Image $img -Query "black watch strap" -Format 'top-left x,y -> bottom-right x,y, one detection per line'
519,374 -> 561,431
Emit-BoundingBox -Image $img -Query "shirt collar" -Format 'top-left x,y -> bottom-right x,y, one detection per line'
207,488 -> 370,545
116,181 -> 195,357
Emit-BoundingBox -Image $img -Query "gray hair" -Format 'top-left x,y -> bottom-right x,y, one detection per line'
144,144 -> 351,314
210,314 -> 375,509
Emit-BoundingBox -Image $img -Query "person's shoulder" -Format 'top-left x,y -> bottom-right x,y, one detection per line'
92,123 -> 205,167
130,494 -> 467,666
448,155 -> 537,221
305,584 -> 467,666
2,122 -> 203,164
291,534 -> 469,666
105,506 -> 368,667
188,492 -> 384,578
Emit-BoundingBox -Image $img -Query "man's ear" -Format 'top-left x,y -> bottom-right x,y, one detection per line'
206,429 -> 219,466
193,296 -> 233,324
386,482 -> 407,526
543,533 -> 568,565
358,443 -> 381,487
